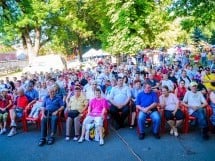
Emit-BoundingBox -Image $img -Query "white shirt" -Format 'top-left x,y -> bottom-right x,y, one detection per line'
109,85 -> 131,105
183,91 -> 206,114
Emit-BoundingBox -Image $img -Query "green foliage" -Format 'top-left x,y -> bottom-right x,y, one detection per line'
209,30 -> 215,45
191,27 -> 205,47
0,44 -> 14,53
171,0 -> 215,31
99,0 -> 172,55
0,0 -> 213,59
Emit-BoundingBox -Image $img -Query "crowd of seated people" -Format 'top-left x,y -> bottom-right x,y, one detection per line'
0,55 -> 215,146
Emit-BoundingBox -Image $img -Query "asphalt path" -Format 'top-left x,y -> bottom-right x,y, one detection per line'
0,125 -> 215,161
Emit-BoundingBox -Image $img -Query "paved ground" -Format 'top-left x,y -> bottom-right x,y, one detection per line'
0,124 -> 215,161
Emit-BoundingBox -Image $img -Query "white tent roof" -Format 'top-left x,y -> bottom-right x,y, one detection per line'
82,49 -> 110,58
82,48 -> 98,58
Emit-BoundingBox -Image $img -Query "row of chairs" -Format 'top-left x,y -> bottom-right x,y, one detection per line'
136,104 -> 213,134
13,106 -> 109,137
9,102 -> 213,138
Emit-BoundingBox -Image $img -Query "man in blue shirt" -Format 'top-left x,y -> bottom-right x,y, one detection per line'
38,86 -> 64,146
25,81 -> 39,109
136,83 -> 161,140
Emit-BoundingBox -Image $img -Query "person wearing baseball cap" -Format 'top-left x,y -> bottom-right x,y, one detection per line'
182,81 -> 209,140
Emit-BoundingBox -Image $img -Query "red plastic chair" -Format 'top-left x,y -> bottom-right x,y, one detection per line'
23,107 -> 63,136
7,108 -> 29,132
183,105 -> 212,133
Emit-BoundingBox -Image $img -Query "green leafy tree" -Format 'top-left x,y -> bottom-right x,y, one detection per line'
209,30 -> 215,45
153,18 -> 190,48
171,0 -> 215,31
0,0 -> 64,63
99,0 -> 171,55
49,0 -> 104,61
191,27 -> 205,47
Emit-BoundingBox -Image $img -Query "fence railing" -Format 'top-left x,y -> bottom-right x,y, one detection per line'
0,60 -> 28,75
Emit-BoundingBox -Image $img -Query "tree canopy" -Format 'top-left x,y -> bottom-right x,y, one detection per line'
0,0 -> 214,60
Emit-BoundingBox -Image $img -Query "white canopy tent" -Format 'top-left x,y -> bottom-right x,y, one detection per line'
82,48 -> 98,58
82,48 -> 110,58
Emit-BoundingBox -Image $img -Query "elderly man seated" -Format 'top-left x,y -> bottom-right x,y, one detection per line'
182,81 -> 209,140
38,86 -> 64,146
7,88 -> 32,137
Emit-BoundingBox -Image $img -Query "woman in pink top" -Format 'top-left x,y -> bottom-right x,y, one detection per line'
78,88 -> 108,145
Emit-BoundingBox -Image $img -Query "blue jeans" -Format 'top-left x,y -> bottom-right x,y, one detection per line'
138,111 -> 161,134
191,108 -> 208,128
210,103 -> 215,126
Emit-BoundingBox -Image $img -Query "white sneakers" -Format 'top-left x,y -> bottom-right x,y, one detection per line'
78,137 -> 84,143
10,121 -> 17,127
65,137 -> 70,141
170,128 -> 174,135
0,128 -> 6,135
73,136 -> 79,141
173,128 -> 179,137
99,139 -> 104,146
7,128 -> 17,137
78,137 -> 104,145
170,127 -> 178,137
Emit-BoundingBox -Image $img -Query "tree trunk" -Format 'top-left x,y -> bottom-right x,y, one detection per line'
34,27 -> 41,57
23,31 -> 34,65
23,27 -> 41,65
77,37 -> 83,62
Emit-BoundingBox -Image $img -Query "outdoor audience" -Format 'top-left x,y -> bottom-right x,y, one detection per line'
1,47 -> 215,146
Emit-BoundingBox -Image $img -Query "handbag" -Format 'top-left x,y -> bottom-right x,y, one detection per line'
68,110 -> 80,118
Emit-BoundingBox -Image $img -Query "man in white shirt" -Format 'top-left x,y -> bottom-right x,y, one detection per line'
182,81 -> 209,140
108,77 -> 131,129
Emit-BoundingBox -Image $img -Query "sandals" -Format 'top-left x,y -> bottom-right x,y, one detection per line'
38,138 -> 46,146
47,136 -> 55,145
